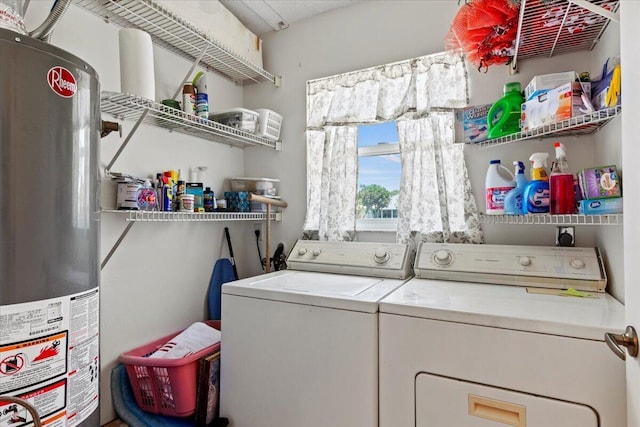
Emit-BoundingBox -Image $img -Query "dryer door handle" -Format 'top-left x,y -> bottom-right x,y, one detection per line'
605,325 -> 638,361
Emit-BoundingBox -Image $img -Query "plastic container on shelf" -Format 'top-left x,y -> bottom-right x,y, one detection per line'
118,320 -> 221,417
485,159 -> 515,215
255,108 -> 283,141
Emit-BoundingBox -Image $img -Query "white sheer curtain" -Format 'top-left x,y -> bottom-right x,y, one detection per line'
303,51 -> 483,243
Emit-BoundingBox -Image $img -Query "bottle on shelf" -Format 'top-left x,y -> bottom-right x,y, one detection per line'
487,82 -> 524,139
523,152 -> 550,214
550,142 -> 575,214
504,161 -> 528,215
485,159 -> 515,215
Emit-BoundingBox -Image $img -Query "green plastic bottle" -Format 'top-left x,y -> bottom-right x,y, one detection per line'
487,82 -> 524,139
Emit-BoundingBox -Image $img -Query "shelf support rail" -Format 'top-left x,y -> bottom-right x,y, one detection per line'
249,194 -> 288,273
569,0 -> 619,23
170,45 -> 210,101
104,108 -> 149,174
101,221 -> 135,270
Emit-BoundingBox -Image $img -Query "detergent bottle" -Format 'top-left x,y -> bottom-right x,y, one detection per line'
523,152 -> 550,214
504,161 -> 528,215
550,142 -> 575,214
487,82 -> 524,139
485,159 -> 515,215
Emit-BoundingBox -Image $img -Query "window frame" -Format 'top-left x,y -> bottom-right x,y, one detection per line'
356,141 -> 400,232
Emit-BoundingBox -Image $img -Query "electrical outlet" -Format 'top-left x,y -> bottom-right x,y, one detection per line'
254,223 -> 264,241
556,226 -> 575,247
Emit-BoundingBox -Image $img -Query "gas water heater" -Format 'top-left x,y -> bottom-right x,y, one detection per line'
0,25 -> 101,427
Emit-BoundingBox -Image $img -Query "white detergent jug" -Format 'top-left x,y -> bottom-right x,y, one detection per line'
485,159 -> 515,215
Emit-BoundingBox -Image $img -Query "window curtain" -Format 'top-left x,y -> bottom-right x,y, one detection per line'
303,51 -> 483,243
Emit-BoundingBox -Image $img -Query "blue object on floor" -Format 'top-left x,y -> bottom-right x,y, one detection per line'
111,364 -> 193,427
208,258 -> 236,320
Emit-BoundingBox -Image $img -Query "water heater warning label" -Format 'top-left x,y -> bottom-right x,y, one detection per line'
0,289 -> 99,427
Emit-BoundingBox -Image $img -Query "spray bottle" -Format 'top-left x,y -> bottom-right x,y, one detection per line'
523,152 -> 550,214
504,161 -> 528,215
550,142 -> 575,214
193,71 -> 209,119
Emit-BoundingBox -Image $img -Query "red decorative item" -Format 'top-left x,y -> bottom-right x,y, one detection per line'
446,0 -> 520,71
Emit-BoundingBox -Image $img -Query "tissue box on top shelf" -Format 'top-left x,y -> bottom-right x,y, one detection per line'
578,165 -> 621,200
524,71 -> 577,100
520,81 -> 591,131
579,198 -> 623,215
454,104 -> 491,144
224,191 -> 250,212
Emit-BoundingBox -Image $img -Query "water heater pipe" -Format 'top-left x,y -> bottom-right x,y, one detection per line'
28,0 -> 71,41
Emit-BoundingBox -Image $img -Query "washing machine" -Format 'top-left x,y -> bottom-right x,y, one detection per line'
379,243 -> 626,427
220,240 -> 414,427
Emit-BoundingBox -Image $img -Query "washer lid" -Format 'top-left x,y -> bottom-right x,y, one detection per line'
222,270 -> 409,313
379,278 -> 625,340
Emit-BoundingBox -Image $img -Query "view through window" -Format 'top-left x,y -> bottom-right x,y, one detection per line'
357,122 -> 400,230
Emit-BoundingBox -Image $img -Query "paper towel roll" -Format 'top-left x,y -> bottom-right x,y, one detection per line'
119,28 -> 155,100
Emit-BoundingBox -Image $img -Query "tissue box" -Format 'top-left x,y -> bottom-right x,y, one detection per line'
224,191 -> 250,212
524,71 -> 577,100
454,104 -> 491,144
520,82 -> 590,131
579,197 -> 623,215
578,165 -> 621,199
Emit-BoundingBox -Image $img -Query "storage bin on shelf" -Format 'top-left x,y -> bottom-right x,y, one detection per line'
255,108 -> 282,141
118,320 -> 221,417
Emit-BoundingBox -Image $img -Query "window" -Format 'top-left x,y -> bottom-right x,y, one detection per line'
357,122 -> 400,231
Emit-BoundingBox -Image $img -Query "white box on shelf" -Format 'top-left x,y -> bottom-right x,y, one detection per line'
230,177 -> 279,196
520,82 -> 590,131
524,71 -> 578,100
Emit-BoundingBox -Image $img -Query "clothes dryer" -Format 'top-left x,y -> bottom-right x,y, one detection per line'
379,242 -> 626,427
220,240 -> 413,427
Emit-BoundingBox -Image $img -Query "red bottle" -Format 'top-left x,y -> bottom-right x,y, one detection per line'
550,142 -> 575,214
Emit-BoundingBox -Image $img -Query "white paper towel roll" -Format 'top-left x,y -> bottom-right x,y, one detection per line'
119,28 -> 155,100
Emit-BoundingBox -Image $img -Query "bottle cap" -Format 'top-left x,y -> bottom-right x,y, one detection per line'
183,84 -> 195,94
206,187 -> 211,191
490,159 -> 500,164
504,82 -> 521,94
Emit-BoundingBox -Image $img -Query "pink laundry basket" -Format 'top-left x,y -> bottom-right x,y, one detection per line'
118,320 -> 221,417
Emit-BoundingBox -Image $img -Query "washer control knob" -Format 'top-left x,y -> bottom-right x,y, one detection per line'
312,248 -> 322,257
570,259 -> 585,269
433,250 -> 453,267
298,248 -> 308,256
518,256 -> 532,266
374,248 -> 391,264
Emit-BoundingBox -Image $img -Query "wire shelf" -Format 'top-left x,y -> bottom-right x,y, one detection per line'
512,0 -> 619,69
480,213 -> 622,225
73,0 -> 279,86
102,209 -> 280,222
475,105 -> 620,149
101,92 -> 280,150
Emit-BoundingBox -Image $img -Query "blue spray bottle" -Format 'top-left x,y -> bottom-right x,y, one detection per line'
504,161 -> 528,215
523,152 -> 550,214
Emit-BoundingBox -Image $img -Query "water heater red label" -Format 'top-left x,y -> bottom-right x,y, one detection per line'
47,66 -> 77,98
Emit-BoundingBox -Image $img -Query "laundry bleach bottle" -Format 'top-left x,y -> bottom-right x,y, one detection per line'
485,159 -> 515,215
523,152 -> 550,214
487,82 -> 524,139
550,141 -> 575,214
504,161 -> 528,215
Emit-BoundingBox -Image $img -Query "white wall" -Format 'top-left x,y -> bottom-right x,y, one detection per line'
244,0 -> 623,293
24,3 -> 256,424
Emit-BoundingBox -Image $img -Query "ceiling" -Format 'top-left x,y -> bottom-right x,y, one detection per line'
219,0 -> 362,36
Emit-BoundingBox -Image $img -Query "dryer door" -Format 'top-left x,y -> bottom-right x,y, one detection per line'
416,373 -> 597,427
